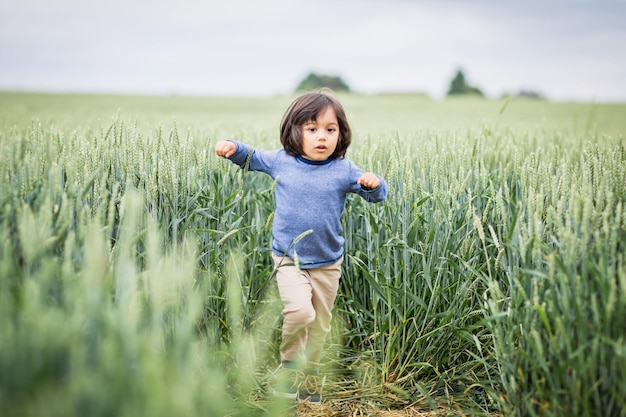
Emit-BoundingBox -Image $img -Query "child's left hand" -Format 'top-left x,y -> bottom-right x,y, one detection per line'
357,172 -> 380,189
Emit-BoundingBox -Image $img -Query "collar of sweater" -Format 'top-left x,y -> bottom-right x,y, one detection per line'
296,155 -> 335,166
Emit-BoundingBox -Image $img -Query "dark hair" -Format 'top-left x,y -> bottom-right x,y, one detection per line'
280,91 -> 352,159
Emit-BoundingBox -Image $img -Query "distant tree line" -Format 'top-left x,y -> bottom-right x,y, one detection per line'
446,69 -> 545,99
296,73 -> 350,92
501,89 -> 546,100
295,69 -> 545,99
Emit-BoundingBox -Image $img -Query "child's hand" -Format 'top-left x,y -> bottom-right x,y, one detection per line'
357,172 -> 380,189
215,141 -> 236,158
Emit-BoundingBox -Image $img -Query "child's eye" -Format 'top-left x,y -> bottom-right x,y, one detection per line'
308,128 -> 316,132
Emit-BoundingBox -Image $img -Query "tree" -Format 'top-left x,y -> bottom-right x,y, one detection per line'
296,72 -> 351,92
447,69 -> 484,97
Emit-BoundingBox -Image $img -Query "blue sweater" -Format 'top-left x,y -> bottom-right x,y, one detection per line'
225,141 -> 388,268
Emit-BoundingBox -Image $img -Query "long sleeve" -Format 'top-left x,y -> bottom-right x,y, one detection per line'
347,160 -> 388,203
224,140 -> 278,175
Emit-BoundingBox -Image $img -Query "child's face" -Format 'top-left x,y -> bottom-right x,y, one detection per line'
300,106 -> 339,161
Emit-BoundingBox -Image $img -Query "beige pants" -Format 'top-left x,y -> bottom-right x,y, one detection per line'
272,254 -> 343,366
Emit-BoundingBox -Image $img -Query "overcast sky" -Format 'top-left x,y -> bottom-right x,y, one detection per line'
1,0 -> 625,101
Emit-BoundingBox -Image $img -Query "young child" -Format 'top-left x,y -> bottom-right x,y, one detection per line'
215,91 -> 388,404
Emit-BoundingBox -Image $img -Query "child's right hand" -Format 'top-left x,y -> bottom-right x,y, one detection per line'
215,141 -> 236,158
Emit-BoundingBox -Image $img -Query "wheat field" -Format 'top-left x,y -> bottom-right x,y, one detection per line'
1,92 -> 625,417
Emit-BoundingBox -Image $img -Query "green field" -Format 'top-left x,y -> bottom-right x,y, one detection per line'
1,92 -> 625,417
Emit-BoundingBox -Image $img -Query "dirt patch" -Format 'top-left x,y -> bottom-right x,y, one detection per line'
296,400 -> 444,417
